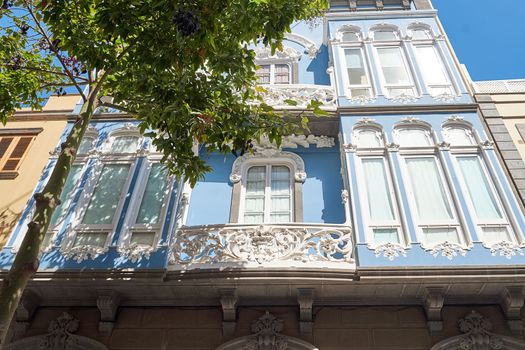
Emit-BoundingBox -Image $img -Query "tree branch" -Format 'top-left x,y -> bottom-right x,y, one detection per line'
1,64 -> 88,82
99,101 -> 138,115
22,0 -> 87,101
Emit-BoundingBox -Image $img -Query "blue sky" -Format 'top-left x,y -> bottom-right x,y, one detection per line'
432,0 -> 525,81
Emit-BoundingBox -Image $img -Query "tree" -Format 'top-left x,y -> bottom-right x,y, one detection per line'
0,0 -> 327,343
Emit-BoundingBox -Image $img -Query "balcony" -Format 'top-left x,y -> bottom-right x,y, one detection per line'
169,223 -> 354,271
256,84 -> 337,111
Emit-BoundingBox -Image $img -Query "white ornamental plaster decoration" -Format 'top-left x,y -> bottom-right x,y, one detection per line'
428,241 -> 467,260
229,150 -> 306,184
369,23 -> 401,41
40,312 -> 80,350
349,94 -> 376,105
433,92 -> 460,103
62,245 -> 109,263
480,140 -> 495,149
341,190 -> 349,204
356,117 -> 376,125
170,225 -> 353,265
373,243 -> 407,261
118,243 -> 157,263
457,311 -> 504,350
447,115 -> 464,122
305,16 -> 323,30
488,241 -> 524,260
335,24 -> 363,42
259,134 -> 336,149
400,116 -> 420,123
386,143 -> 400,152
387,93 -> 419,104
342,144 -> 357,153
284,33 -> 319,58
255,85 -> 336,108
437,141 -> 451,150
254,47 -> 301,61
244,312 -> 288,350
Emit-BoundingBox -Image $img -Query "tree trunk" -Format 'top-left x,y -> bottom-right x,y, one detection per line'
0,98 -> 95,346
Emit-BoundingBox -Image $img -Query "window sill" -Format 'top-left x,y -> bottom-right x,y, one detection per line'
0,172 -> 19,180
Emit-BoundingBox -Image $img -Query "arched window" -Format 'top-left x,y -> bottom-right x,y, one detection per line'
254,46 -> 300,85
443,126 -> 476,146
372,29 -> 399,41
342,31 -> 360,42
411,28 -> 431,40
229,151 -> 305,223
353,126 -> 404,247
395,124 -> 464,248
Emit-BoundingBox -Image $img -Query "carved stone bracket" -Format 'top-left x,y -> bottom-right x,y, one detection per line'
97,290 -> 120,336
297,289 -> 314,337
424,287 -> 445,332
219,288 -> 238,337
500,286 -> 525,333
13,291 -> 40,340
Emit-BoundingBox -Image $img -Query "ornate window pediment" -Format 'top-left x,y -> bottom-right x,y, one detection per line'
216,311 -> 318,350
370,24 -> 402,41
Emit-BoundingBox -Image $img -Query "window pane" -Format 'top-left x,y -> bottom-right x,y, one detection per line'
411,29 -> 430,40
457,157 -> 503,220
397,128 -> 432,147
274,64 -> 290,84
74,232 -> 108,247
350,88 -> 371,97
256,65 -> 271,84
270,166 -> 291,222
111,136 -> 139,153
78,137 -> 95,154
342,32 -> 359,42
377,47 -> 411,85
416,46 -> 449,86
373,228 -> 400,245
388,88 -> 414,97
423,227 -> 459,245
136,164 -> 170,225
345,49 -> 369,86
444,127 -> 474,146
244,166 -> 266,223
130,232 -> 156,246
356,130 -> 383,148
82,164 -> 130,225
481,227 -> 510,244
405,158 -> 453,221
0,137 -> 13,158
374,31 -> 397,41
362,159 -> 395,221
50,165 -> 83,227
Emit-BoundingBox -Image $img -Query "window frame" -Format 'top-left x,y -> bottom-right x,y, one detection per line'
340,46 -> 374,100
0,128 -> 42,179
255,62 -> 293,85
413,44 -> 456,97
373,45 -> 418,99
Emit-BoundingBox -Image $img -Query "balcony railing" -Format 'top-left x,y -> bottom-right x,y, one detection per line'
169,223 -> 354,270
256,84 -> 337,110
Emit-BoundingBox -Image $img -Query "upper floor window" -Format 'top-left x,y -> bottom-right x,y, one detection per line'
395,126 -> 433,147
372,30 -> 399,41
443,126 -> 476,146
344,48 -> 372,99
0,128 -> 42,179
353,127 -> 384,148
415,46 -> 454,96
107,135 -> 140,154
256,64 -> 291,84
376,47 -> 416,98
342,31 -> 360,42
411,29 -> 432,40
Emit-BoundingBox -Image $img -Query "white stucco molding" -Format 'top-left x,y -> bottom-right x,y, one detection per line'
284,33 -> 319,58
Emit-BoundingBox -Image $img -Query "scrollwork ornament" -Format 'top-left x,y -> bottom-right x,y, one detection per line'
349,95 -> 376,105
428,241 -> 467,260
387,93 -> 419,104
39,312 -> 79,350
244,312 -> 288,350
433,92 -> 460,103
229,173 -> 242,184
457,311 -> 505,350
480,140 -> 495,149
341,190 -> 349,204
62,245 -> 109,263
373,243 -> 407,261
488,241 -> 524,259
294,171 -> 307,183
438,141 -> 451,150
342,143 -> 357,153
118,243 -> 156,263
386,142 -> 400,152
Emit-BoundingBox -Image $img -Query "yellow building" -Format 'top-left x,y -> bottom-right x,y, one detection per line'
0,95 -> 79,248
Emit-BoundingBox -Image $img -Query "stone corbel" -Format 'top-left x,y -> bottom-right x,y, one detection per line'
424,287 -> 445,332
13,291 -> 40,340
220,288 -> 238,337
97,290 -> 120,336
297,288 -> 314,337
500,286 -> 524,333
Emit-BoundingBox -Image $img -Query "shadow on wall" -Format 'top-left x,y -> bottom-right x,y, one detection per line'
0,208 -> 22,249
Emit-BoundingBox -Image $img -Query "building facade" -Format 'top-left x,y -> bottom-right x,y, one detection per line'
2,1 -> 525,349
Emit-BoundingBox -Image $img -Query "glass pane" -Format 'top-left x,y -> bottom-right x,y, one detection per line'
397,128 -> 432,147
270,166 -> 291,222
130,232 -> 156,246
423,227 -> 459,245
50,165 -> 83,227
342,32 -> 359,42
388,88 -> 414,97
274,64 -> 290,84
457,157 -> 503,220
416,46 -> 449,86
405,158 -> 453,221
244,166 -> 266,223
377,47 -> 411,85
82,164 -> 130,225
256,65 -> 271,84
411,29 -> 430,40
373,228 -> 400,245
345,49 -> 369,86
445,128 -> 474,146
356,130 -> 383,148
78,137 -> 95,154
136,164 -> 170,225
74,232 -> 108,247
429,87 -> 453,96
481,227 -> 510,244
374,31 -> 397,41
362,159 -> 395,221
350,88 -> 370,98
111,136 -> 139,153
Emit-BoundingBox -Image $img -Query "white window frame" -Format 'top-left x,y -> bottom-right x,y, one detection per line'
61,128 -> 142,252
413,44 -> 456,97
239,162 -> 294,223
119,156 -> 177,249
339,46 -> 374,100
374,44 -> 418,99
255,62 -> 292,85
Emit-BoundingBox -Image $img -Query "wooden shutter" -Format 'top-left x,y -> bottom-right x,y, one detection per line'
0,133 -> 39,179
